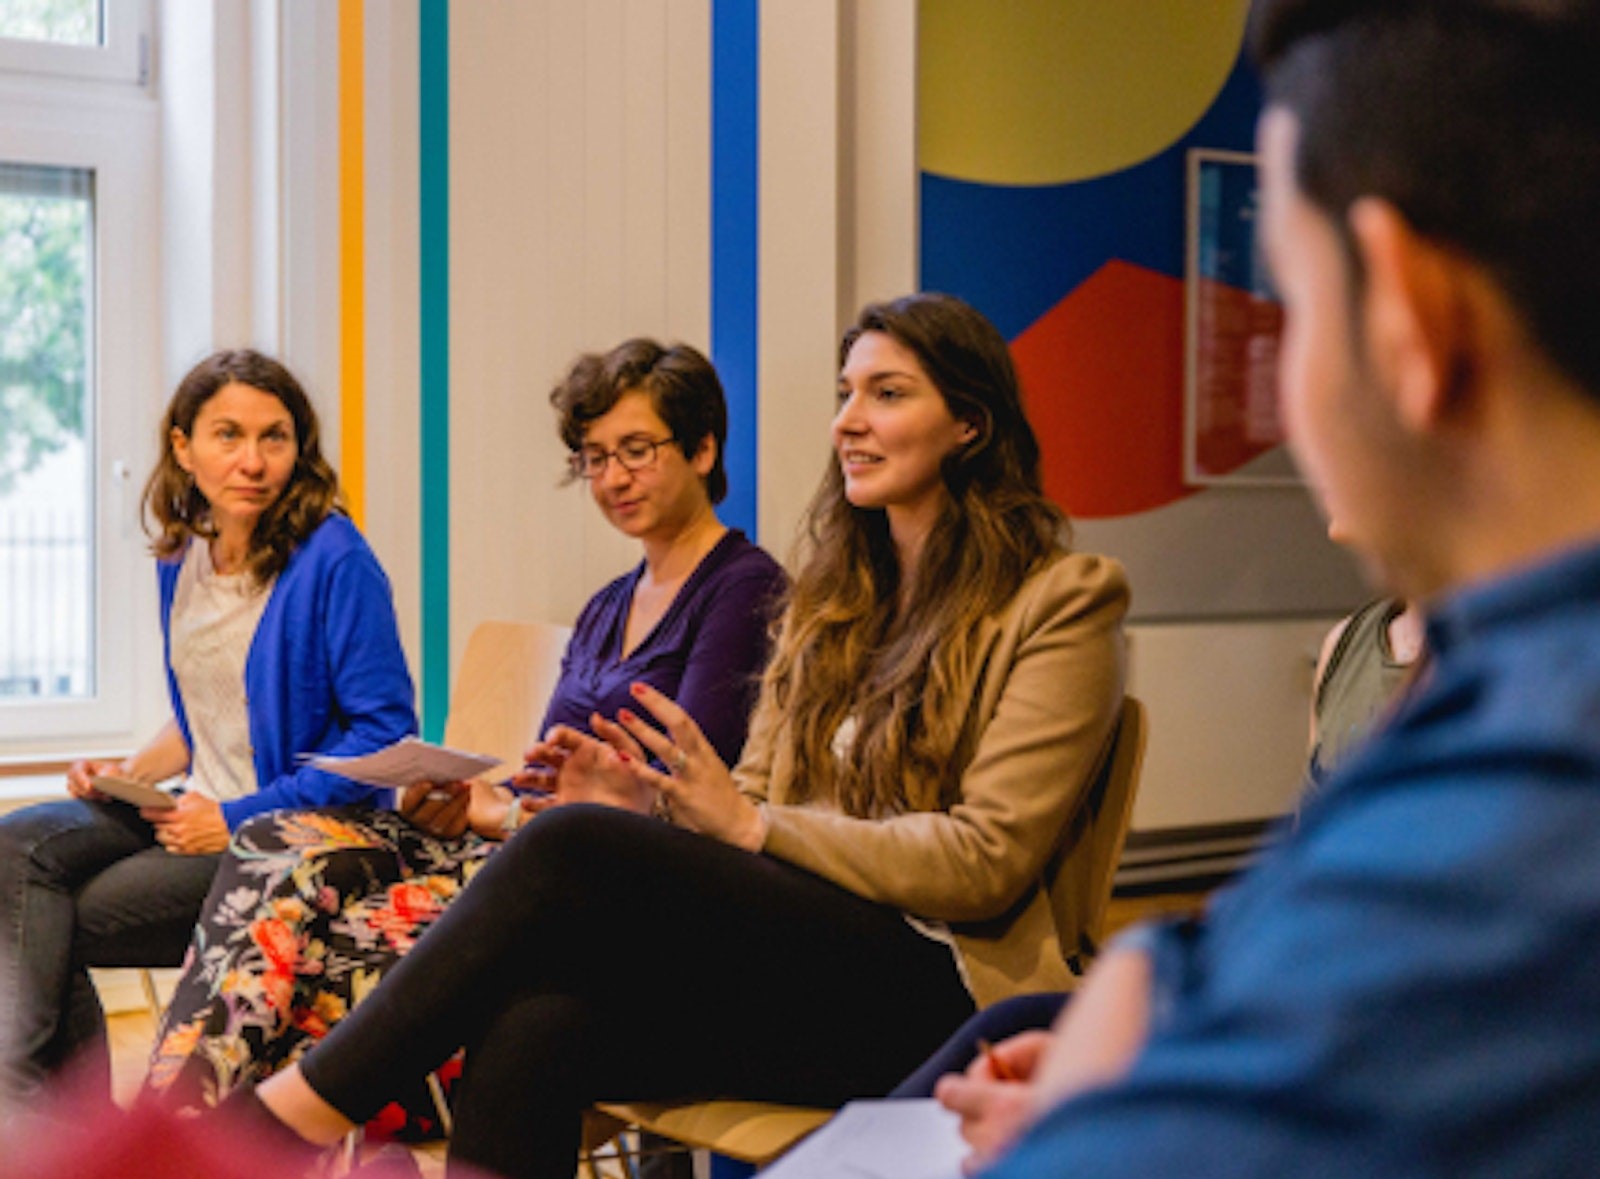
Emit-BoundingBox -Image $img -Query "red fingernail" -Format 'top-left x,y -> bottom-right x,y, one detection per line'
630,682 -> 647,697
618,708 -> 637,724
617,751 -> 633,763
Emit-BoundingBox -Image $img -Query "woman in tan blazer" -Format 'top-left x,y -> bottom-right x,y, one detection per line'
229,293 -> 1129,1179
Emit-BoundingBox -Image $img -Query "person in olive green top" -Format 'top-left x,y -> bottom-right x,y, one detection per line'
1307,597 -> 1425,791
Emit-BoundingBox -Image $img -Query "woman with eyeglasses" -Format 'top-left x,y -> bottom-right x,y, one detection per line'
209,293 -> 1128,1179
142,339 -> 786,1123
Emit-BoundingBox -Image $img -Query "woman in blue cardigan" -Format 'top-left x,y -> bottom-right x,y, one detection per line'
0,350 -> 414,1105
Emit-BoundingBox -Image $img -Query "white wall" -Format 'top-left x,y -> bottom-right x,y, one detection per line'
444,0 -> 712,662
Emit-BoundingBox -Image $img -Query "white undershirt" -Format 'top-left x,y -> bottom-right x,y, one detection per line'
168,540 -> 276,802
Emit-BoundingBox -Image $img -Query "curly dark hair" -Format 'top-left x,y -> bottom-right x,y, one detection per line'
549,338 -> 729,503
142,349 -> 343,585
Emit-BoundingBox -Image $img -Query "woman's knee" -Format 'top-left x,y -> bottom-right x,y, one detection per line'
0,800 -> 136,880
0,800 -> 92,851
505,803 -> 658,887
231,810 -> 398,896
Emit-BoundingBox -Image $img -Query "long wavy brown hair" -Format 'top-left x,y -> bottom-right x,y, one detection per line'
763,293 -> 1069,817
142,349 -> 343,585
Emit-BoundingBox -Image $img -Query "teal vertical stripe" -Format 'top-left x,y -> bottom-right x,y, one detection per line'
419,0 -> 449,739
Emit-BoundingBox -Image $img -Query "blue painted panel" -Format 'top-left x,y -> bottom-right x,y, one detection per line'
711,0 -> 760,539
920,53 -> 1262,340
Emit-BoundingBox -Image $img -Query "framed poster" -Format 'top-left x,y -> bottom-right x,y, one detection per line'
1184,149 -> 1297,486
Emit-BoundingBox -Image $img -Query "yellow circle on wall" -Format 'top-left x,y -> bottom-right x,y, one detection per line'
919,0 -> 1250,186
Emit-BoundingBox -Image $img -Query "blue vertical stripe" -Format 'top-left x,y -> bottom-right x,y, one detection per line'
711,0 -> 759,539
419,0 -> 450,739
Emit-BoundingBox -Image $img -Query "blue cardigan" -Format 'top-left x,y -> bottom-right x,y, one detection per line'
158,514 -> 417,828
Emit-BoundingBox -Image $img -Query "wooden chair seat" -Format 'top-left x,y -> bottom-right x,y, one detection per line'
591,1101 -> 833,1167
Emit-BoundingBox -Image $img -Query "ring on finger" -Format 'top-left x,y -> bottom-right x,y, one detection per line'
669,747 -> 688,774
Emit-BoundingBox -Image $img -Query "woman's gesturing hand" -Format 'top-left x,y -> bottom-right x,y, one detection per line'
599,681 -> 767,852
523,723 -> 659,815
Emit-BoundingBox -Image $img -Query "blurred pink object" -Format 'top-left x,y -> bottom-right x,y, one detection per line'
0,1072 -> 453,1179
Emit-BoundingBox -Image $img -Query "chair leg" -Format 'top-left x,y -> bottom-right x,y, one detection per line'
582,1128 -> 651,1179
138,968 -> 163,1016
580,1144 -> 608,1179
340,1125 -> 364,1174
424,1071 -> 454,1137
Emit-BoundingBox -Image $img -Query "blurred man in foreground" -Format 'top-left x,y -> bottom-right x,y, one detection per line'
955,4 -> 1600,1175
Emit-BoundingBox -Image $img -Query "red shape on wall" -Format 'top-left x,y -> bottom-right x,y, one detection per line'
1011,259 -> 1198,520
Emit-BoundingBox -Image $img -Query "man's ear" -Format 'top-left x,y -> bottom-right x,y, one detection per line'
1347,197 -> 1480,433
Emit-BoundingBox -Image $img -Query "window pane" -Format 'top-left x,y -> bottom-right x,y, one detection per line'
0,0 -> 100,46
0,161 -> 93,701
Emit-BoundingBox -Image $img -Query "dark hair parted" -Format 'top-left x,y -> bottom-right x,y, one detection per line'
142,349 -> 343,586
1250,0 -> 1600,402
762,292 -> 1069,818
550,338 -> 729,504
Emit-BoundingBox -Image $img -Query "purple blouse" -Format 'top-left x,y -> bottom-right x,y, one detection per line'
539,529 -> 786,765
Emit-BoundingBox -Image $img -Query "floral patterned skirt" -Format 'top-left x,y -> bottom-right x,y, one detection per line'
143,806 -> 497,1135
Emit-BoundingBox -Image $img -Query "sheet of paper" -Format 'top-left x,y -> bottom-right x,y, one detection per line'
301,736 -> 501,789
759,1100 -> 965,1179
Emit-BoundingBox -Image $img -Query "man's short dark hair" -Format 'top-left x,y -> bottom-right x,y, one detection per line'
1249,1 -> 1600,402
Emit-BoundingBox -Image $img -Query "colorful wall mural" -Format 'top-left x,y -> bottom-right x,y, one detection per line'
919,1 -> 1366,619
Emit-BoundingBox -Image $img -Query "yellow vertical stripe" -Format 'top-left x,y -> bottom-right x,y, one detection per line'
339,0 -> 366,527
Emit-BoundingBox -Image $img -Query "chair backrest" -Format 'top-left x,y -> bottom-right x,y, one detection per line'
1080,694 -> 1149,954
442,620 -> 572,774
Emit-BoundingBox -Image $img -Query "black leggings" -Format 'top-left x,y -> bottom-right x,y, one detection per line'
298,805 -> 975,1179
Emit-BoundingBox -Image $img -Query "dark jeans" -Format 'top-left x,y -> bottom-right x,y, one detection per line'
888,991 -> 1069,1098
299,805 -> 977,1179
0,798 -> 219,1101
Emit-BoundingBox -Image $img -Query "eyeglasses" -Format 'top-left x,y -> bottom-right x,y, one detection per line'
568,434 -> 678,480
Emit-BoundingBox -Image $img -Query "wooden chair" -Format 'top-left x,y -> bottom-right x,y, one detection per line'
340,619 -> 570,1166
589,694 -> 1150,1171
443,619 -> 572,773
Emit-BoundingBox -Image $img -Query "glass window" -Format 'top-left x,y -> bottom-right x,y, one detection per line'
0,0 -> 142,84
0,0 -> 100,47
0,22 -> 155,757
0,161 -> 94,702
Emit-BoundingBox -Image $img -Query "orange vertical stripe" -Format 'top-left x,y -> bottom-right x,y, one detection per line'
339,0 -> 366,527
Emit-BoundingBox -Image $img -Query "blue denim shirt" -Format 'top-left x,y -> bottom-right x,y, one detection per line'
993,537 -> 1600,1178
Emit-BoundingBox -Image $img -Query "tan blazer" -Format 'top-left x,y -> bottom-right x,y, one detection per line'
734,550 -> 1130,1008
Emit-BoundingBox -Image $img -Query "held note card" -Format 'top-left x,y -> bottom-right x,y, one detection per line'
301,736 -> 500,790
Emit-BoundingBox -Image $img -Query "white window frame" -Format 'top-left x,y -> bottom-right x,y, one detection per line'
0,1 -> 148,85
0,60 -> 163,759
